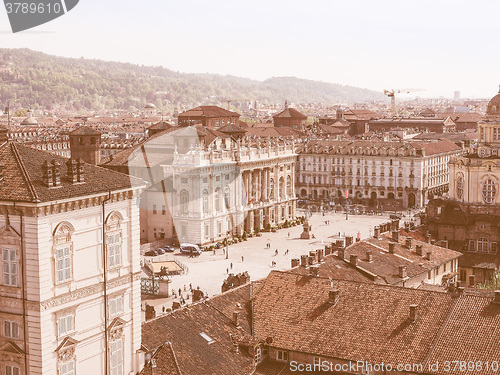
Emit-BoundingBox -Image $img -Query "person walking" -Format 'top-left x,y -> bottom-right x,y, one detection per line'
241,256 -> 244,262
230,262 -> 233,269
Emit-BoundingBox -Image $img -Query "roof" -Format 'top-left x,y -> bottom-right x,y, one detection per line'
69,126 -> 101,136
0,141 -> 144,203
140,342 -> 182,375
410,139 -> 462,156
148,121 -> 174,131
178,106 -> 240,118
458,252 -> 500,270
252,270 -> 457,367
246,126 -> 304,138
273,108 -> 307,119
141,283 -> 255,375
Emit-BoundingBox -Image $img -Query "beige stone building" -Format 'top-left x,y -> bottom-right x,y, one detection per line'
296,139 -> 463,210
0,129 -> 145,375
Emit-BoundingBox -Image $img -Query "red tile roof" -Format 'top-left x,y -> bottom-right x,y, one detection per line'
178,106 -> 240,118
0,141 -> 145,203
273,108 -> 307,119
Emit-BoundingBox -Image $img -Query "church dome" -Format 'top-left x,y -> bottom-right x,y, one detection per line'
486,86 -> 500,116
20,110 -> 38,126
144,103 -> 156,109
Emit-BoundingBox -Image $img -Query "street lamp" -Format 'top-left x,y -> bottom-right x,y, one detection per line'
225,230 -> 229,260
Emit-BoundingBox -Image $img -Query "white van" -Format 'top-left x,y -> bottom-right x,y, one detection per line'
180,243 -> 202,256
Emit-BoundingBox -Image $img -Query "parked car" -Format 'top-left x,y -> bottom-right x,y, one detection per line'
156,248 -> 166,255
160,245 -> 175,253
180,243 -> 202,256
144,249 -> 159,257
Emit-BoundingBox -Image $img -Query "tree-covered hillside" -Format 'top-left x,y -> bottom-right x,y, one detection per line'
0,48 -> 383,113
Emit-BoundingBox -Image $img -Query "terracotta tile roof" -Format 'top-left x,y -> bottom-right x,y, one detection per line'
246,127 -> 304,138
458,252 -> 500,270
410,139 -> 462,156
178,106 -> 240,118
273,108 -> 307,119
148,121 -> 175,131
0,141 -> 145,203
140,342 -> 182,375
427,295 -> 500,375
252,271 -> 457,367
141,283 -> 254,375
69,126 -> 101,136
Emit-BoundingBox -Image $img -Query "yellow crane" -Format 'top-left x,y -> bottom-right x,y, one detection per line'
383,88 -> 423,116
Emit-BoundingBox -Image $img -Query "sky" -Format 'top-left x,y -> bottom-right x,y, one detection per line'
1,0 -> 499,99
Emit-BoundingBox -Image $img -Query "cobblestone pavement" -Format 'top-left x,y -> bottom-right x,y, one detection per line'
141,211 -> 397,317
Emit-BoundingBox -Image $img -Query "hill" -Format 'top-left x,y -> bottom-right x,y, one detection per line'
0,48 -> 383,113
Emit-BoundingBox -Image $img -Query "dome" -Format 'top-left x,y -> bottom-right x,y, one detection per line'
20,110 -> 38,126
144,103 -> 156,109
486,86 -> 500,116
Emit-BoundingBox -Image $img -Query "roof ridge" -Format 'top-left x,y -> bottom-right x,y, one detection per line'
11,142 -> 40,202
165,341 -> 183,375
422,294 -> 462,370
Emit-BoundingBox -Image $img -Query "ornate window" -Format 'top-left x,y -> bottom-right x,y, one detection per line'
2,248 -> 17,287
57,312 -> 75,337
108,294 -> 124,317
53,222 -> 75,285
3,320 -> 19,339
56,337 -> 77,375
456,174 -> 464,200
60,360 -> 74,375
224,187 -> 230,210
106,212 -> 123,269
202,190 -> 209,214
5,365 -> 21,375
180,190 -> 189,215
286,176 -> 292,196
482,178 -> 496,204
214,189 -> 221,213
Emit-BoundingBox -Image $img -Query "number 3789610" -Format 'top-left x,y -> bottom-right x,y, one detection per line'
5,2 -> 63,14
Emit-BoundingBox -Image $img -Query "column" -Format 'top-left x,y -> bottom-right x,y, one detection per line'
262,168 -> 268,201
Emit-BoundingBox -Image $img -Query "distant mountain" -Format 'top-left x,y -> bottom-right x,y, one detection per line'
0,48 -> 383,113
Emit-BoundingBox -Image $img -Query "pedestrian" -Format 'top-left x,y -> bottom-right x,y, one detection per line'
183,284 -> 186,291
241,256 -> 244,262
275,249 -> 278,256
227,268 -> 229,274
189,283 -> 192,291
288,232 -> 290,237
230,262 -> 233,269
178,288 -> 181,296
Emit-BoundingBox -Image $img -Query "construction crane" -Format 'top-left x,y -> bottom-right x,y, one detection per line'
383,89 -> 423,116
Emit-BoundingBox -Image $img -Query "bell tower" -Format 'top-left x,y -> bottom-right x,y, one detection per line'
69,126 -> 102,165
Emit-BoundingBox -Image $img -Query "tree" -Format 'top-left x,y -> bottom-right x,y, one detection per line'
14,108 -> 27,117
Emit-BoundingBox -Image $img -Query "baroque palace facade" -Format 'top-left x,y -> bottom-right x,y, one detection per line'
159,127 -> 297,245
428,88 -> 500,255
296,139 -> 463,210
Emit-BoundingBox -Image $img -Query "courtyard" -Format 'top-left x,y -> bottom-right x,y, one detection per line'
141,210 -> 397,315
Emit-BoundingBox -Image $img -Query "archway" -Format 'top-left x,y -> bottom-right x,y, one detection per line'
311,190 -> 318,200
388,192 -> 395,200
369,192 -> 377,207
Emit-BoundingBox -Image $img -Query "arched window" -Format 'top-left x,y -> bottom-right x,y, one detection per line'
269,179 -> 274,199
224,186 -> 230,210
214,189 -> 221,213
482,178 -> 496,204
180,190 -> 189,214
53,221 -> 75,284
286,176 -> 292,196
456,174 -> 464,200
105,212 -> 123,269
202,190 -> 209,214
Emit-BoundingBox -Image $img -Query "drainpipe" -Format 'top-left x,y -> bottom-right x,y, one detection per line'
102,192 -> 111,375
12,203 -> 28,375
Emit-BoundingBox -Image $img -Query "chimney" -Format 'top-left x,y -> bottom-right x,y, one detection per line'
374,226 -> 380,239
52,160 -> 61,187
309,265 -> 319,277
308,255 -> 314,266
42,161 -> 53,187
300,255 -> 308,267
233,311 -> 240,327
405,237 -> 413,249
457,286 -> 465,294
469,275 -> 475,287
0,126 -> 8,143
346,236 -> 354,247
66,159 -> 78,183
430,239 -> 436,245
291,258 -> 300,268
389,242 -> 395,254
392,230 -> 400,242
328,289 -> 340,305
317,249 -> 324,262
448,281 -> 456,292
350,254 -> 358,267
426,252 -> 432,261
366,251 -> 373,262
399,265 -> 407,278
416,244 -> 423,256
324,245 -> 331,256
409,305 -> 418,322
426,233 -> 432,243
494,290 -> 500,304
456,281 -> 461,288
76,158 -> 85,183
337,247 -> 345,260
440,240 -> 449,249
309,250 -> 317,263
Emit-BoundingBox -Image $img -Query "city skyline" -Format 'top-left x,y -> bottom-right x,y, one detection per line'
1,0 -> 499,99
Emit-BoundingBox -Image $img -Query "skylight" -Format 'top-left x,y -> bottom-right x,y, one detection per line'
200,332 -> 215,344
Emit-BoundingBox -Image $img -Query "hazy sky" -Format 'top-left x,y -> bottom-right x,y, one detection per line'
1,0 -> 499,99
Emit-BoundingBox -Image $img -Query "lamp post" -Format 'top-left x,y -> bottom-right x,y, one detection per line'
225,230 -> 229,260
